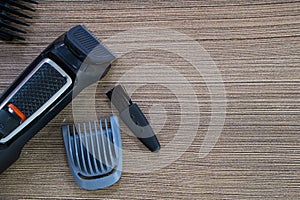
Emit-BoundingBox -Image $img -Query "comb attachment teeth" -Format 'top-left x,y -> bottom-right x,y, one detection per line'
0,0 -> 38,41
62,116 -> 122,190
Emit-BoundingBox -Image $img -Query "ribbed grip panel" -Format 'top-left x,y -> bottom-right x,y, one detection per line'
10,63 -> 67,117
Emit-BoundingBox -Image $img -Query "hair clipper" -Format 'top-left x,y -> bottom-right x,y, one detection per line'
0,25 -> 115,174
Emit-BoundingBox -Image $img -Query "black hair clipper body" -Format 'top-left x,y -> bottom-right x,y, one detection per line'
0,25 -> 115,174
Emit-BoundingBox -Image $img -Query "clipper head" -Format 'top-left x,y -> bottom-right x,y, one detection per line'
62,116 -> 122,190
0,0 -> 38,41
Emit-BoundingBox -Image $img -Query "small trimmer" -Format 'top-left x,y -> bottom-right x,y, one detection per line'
107,85 -> 160,152
0,25 -> 115,174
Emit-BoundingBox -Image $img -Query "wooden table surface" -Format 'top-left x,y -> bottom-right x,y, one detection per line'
0,0 -> 299,199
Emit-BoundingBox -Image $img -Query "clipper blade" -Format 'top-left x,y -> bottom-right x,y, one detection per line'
62,116 -> 122,190
0,0 -> 38,41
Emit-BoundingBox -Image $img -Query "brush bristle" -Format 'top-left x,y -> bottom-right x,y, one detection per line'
0,0 -> 38,41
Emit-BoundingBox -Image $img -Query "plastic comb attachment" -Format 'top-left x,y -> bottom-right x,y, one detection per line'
62,116 -> 122,190
0,0 -> 38,41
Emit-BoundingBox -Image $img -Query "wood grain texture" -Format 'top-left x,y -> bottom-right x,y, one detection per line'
0,0 -> 299,199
